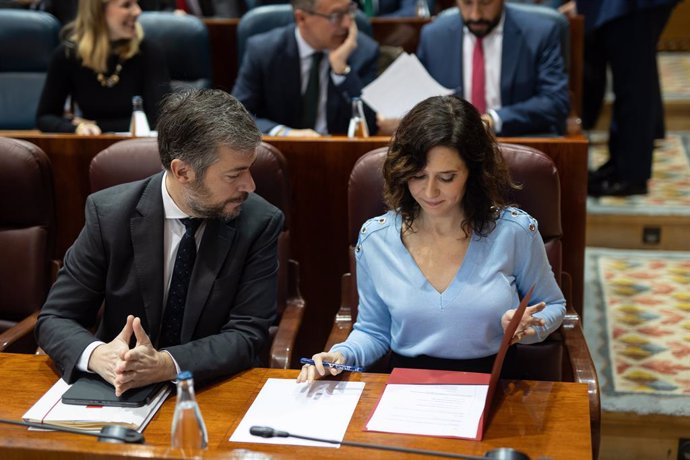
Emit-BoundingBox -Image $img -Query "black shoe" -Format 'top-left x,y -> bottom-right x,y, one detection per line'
588,160 -> 616,183
588,177 -> 648,197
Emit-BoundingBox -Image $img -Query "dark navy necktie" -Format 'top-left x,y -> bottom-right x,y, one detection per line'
300,51 -> 323,129
160,218 -> 202,348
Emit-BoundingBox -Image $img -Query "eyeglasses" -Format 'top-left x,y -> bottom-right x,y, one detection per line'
302,2 -> 357,25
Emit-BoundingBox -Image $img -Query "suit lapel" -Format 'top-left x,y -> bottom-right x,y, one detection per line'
180,218 -> 236,343
500,8 -> 522,105
132,173 -> 165,342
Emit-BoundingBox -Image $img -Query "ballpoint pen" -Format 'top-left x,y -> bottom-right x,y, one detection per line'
299,358 -> 364,373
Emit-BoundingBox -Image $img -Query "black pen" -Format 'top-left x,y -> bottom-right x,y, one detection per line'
299,358 -> 364,373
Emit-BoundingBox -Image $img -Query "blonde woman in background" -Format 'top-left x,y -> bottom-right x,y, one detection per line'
36,0 -> 170,134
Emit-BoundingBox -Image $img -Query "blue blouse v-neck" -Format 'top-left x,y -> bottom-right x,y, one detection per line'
330,208 -> 566,369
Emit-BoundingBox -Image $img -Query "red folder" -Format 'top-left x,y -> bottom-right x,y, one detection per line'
366,286 -> 534,440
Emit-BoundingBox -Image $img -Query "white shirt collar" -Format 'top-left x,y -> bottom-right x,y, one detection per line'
295,27 -> 326,60
161,171 -> 190,220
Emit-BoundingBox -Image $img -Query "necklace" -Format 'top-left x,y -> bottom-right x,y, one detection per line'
96,62 -> 123,88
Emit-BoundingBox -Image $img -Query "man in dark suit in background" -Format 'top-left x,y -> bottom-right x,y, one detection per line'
232,0 -> 379,136
36,89 -> 283,395
574,0 -> 680,197
417,0 -> 569,136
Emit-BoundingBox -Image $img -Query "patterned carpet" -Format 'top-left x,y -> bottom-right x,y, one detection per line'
588,52 -> 690,215
584,247 -> 690,415
587,132 -> 690,215
659,52 -> 690,100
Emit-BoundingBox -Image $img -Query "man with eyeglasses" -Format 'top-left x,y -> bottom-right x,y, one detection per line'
417,0 -> 569,136
232,0 -> 379,137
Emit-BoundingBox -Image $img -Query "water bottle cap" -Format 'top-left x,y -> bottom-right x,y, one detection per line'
177,370 -> 193,380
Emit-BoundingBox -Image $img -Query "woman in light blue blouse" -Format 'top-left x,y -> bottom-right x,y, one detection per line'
298,95 -> 565,382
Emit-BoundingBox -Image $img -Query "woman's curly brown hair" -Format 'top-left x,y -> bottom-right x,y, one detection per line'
383,95 -> 516,238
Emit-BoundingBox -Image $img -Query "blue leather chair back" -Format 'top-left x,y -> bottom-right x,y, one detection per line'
237,4 -> 373,66
439,3 -> 569,70
0,10 -> 60,129
138,12 -> 212,90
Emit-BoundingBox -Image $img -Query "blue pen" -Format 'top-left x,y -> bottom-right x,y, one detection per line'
299,357 -> 364,373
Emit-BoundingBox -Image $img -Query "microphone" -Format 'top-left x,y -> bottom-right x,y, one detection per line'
249,426 -> 530,460
0,418 -> 145,444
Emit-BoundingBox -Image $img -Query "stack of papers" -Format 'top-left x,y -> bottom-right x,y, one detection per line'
23,379 -> 170,432
361,53 -> 455,119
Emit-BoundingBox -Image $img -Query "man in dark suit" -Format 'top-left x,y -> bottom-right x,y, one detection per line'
36,89 -> 283,395
417,0 -> 569,136
232,0 -> 379,136
575,0 -> 679,197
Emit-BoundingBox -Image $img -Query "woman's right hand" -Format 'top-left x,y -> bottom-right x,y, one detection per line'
296,351 -> 346,383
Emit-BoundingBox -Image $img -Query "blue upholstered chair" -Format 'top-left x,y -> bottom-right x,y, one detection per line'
0,10 -> 60,129
237,4 -> 373,66
138,12 -> 213,90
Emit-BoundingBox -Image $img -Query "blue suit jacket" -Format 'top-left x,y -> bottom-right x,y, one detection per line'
576,0 -> 679,31
417,6 -> 569,136
232,25 -> 379,135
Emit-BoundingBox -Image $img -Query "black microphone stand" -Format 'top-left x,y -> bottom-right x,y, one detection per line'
0,418 -> 145,444
250,426 -> 530,460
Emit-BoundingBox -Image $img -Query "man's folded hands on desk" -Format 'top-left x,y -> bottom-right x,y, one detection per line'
89,315 -> 176,397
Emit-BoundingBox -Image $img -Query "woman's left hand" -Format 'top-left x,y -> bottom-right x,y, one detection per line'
501,302 -> 546,345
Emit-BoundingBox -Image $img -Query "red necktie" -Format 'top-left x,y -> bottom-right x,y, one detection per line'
176,0 -> 189,12
471,37 -> 486,114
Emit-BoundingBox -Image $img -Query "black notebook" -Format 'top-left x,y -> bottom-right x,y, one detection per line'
61,375 -> 166,408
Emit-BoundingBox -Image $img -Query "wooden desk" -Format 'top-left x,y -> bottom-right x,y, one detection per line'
0,132 -> 587,359
0,353 -> 591,459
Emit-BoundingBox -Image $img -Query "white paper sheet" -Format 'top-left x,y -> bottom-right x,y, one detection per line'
366,383 -> 488,439
229,378 -> 365,448
361,53 -> 455,119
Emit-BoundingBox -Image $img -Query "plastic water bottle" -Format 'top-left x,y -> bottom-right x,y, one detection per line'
347,97 -> 369,138
415,0 -> 430,17
171,371 -> 208,450
129,95 -> 151,137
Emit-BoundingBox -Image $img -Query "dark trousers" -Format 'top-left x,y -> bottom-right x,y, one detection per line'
390,348 -> 520,379
582,4 -> 675,182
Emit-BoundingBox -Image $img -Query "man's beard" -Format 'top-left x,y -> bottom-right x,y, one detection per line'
185,179 -> 249,222
465,16 -> 500,38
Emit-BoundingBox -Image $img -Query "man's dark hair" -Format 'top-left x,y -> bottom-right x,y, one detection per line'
157,89 -> 261,177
